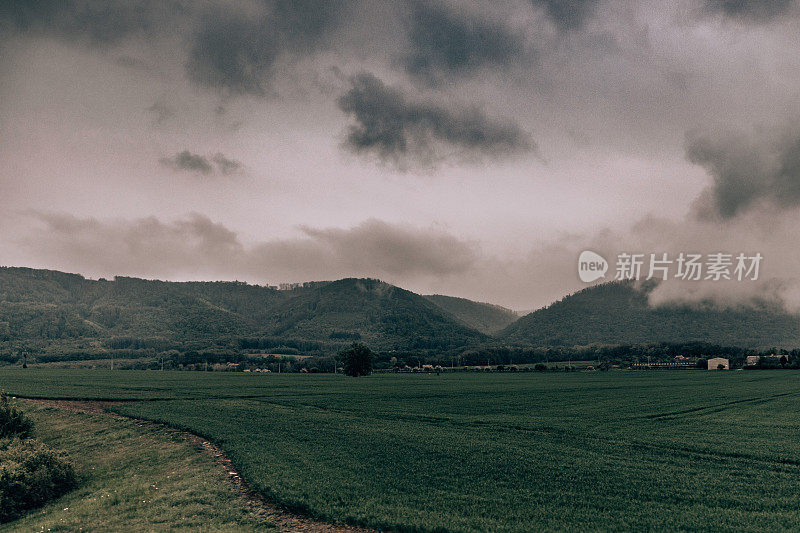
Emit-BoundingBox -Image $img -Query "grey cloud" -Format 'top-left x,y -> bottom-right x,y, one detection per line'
704,0 -> 795,21
404,1 -> 526,84
184,9 -> 277,97
532,0 -> 601,30
115,55 -> 153,71
337,72 -> 534,169
146,102 -> 174,126
212,153 -> 242,175
20,208 -> 800,312
160,151 -> 241,176
185,0 -> 348,96
160,151 -> 213,175
686,128 -> 800,218
21,213 -> 479,285
26,212 -> 243,278
297,219 -> 477,277
1,1 -> 346,97
0,0 -> 182,44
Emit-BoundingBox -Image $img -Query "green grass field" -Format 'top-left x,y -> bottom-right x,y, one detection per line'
1,369 -> 799,531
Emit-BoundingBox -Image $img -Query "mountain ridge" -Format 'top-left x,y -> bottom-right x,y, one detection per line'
499,280 -> 800,348
0,266 -> 489,357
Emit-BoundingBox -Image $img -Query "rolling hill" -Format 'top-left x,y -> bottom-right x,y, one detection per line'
0,267 -> 487,358
5,266 -> 799,361
499,280 -> 800,348
423,294 -> 517,334
262,278 -> 488,350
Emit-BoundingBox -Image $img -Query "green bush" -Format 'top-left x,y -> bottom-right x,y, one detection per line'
340,342 -> 373,377
0,392 -> 33,439
0,438 -> 78,523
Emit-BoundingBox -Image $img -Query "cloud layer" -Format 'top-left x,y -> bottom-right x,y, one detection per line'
18,213 -> 478,287
3,0 -> 800,312
8,204 -> 800,312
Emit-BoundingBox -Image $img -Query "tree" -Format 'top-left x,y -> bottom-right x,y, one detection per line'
340,342 -> 373,377
780,355 -> 788,368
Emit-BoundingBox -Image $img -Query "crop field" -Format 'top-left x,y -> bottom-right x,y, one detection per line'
1,369 -> 799,531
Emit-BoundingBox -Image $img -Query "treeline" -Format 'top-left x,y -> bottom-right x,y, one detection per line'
236,336 -> 339,354
375,342 -> 800,370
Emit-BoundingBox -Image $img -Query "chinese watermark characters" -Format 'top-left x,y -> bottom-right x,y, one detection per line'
579,251 -> 762,283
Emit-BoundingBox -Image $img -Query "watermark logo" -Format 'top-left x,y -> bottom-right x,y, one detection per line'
578,250 -> 608,283
578,251 -> 763,283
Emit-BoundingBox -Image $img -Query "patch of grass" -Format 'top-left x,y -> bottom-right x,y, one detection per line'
0,402 -> 272,532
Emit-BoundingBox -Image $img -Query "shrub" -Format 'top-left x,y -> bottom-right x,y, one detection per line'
0,393 -> 32,439
0,438 -> 77,523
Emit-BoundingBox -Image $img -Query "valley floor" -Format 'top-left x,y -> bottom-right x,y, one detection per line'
2,370 -> 800,531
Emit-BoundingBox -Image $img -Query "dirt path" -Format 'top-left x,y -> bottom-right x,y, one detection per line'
27,398 -> 379,533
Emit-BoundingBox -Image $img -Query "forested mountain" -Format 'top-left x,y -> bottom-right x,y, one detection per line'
261,278 -> 488,350
0,267 -> 486,359
499,281 -> 800,348
4,267 -> 799,364
423,294 -> 517,334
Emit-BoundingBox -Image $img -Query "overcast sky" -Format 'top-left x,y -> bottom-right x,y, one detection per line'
2,0 -> 800,311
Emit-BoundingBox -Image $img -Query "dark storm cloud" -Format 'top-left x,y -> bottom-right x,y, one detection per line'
686,128 -> 800,218
337,72 -> 534,169
184,9 -> 277,97
0,0 -> 348,97
531,0 -> 601,30
185,0 -> 349,96
404,1 -> 526,84
704,0 -> 795,21
0,0 -> 182,44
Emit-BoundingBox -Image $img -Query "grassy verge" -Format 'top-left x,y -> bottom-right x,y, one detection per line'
0,401 -> 272,532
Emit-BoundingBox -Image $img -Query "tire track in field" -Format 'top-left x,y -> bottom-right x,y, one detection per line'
643,391 -> 796,420
250,397 -> 800,475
